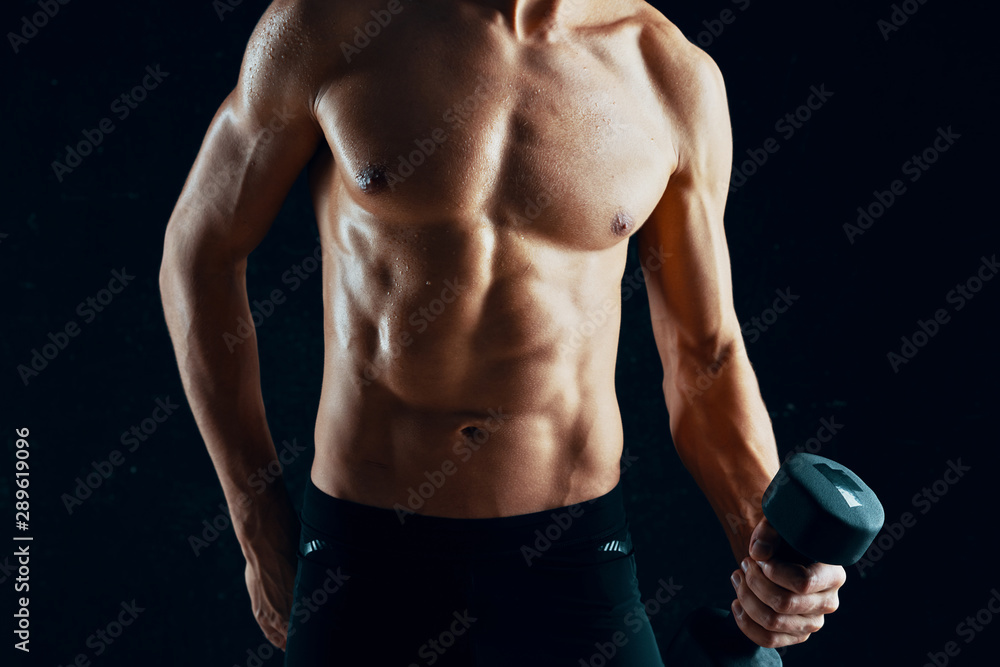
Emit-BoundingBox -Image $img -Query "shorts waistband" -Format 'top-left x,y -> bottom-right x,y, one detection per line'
299,477 -> 628,558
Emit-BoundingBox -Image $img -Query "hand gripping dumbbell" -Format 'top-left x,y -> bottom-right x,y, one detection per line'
663,452 -> 885,666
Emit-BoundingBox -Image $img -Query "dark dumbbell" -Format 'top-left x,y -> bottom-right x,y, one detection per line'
663,452 -> 885,666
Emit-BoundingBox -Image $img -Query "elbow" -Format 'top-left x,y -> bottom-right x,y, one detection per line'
157,226 -> 240,307
158,249 -> 171,297
157,229 -> 199,316
158,236 -> 182,309
662,329 -> 745,407
672,327 -> 743,377
684,331 -> 741,368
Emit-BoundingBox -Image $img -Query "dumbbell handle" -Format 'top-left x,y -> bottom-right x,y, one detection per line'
664,453 -> 884,666
766,538 -> 816,566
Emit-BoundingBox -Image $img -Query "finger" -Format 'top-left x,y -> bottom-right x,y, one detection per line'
267,616 -> 289,648
741,559 -> 841,615
730,599 -> 809,649
748,516 -> 781,561
756,558 -> 847,596
261,618 -> 287,650
732,566 -> 825,635
253,605 -> 288,648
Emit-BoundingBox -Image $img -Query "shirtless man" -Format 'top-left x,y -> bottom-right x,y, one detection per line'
159,0 -> 847,663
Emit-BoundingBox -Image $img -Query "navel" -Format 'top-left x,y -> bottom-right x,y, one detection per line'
611,209 -> 634,237
356,163 -> 389,194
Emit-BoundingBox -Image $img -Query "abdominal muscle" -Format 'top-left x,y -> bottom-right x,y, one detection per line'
307,210 -> 630,519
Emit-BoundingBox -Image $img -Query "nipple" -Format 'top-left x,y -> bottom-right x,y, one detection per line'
356,163 -> 389,193
611,210 -> 634,236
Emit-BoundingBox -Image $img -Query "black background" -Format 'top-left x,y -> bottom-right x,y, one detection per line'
2,0 -> 997,665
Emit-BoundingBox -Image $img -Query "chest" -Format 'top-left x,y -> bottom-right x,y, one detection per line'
315,23 -> 675,250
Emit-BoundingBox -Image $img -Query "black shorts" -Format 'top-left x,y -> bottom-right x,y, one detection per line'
284,477 -> 665,666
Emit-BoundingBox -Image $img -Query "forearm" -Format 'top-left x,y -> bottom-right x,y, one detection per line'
664,339 -> 781,563
159,246 -> 294,545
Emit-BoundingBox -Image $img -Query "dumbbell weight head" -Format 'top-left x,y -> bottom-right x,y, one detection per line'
664,607 -> 783,666
762,453 -> 884,567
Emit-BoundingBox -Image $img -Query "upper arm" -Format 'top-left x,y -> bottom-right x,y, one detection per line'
635,34 -> 740,383
163,0 -> 328,269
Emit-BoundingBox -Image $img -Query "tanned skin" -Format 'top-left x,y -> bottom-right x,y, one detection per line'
160,0 -> 846,652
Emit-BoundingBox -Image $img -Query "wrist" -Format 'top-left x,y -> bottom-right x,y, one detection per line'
232,482 -> 300,549
714,484 -> 769,562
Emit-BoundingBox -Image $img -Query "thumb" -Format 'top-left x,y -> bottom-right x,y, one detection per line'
748,516 -> 781,561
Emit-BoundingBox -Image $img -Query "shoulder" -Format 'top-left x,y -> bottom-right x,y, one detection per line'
632,4 -> 732,177
635,5 -> 729,122
236,0 -> 361,112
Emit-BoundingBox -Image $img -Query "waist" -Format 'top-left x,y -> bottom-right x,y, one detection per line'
310,397 -> 626,518
299,474 -> 628,558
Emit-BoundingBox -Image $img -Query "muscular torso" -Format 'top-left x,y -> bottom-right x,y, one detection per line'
304,0 -> 677,517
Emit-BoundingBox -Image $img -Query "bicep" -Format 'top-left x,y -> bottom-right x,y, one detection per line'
640,173 -> 735,334
167,93 -> 321,264
164,6 -> 324,267
637,48 -> 739,374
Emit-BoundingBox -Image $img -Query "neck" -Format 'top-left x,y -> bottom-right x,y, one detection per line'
476,0 -> 579,38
